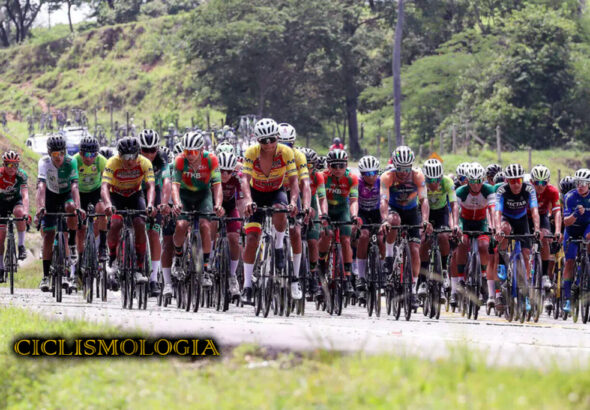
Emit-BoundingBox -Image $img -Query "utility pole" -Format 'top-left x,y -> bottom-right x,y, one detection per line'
496,125 -> 501,163
452,125 -> 457,154
392,0 -> 405,146
439,130 -> 444,154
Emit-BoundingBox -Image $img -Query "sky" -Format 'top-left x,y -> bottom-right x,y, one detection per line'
35,3 -> 94,28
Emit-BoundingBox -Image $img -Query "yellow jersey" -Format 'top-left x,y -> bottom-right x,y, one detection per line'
102,155 -> 155,197
243,144 -> 297,192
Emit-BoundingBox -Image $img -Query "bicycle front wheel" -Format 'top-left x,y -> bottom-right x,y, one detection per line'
402,242 -> 412,321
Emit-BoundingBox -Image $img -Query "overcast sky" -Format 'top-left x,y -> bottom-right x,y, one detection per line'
35,3 -> 94,28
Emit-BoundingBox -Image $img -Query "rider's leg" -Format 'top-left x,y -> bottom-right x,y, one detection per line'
13,204 -> 26,247
95,201 -> 108,254
0,226 -> 7,273
132,217 -> 147,270
438,232 -> 450,272
455,237 -> 469,294
228,232 -> 240,277
243,230 -> 261,288
65,201 -> 77,251
290,225 -> 302,279
107,218 -> 123,263
162,234 -> 174,286
356,228 -> 370,280
199,219 -> 212,267
172,219 -> 189,254
148,228 -> 161,282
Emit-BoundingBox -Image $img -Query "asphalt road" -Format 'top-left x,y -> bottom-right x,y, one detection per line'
2,288 -> 590,369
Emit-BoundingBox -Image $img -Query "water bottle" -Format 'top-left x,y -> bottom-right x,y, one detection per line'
497,264 -> 507,281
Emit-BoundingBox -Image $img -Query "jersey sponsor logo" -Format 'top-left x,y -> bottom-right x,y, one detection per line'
505,199 -> 527,209
114,168 -> 142,180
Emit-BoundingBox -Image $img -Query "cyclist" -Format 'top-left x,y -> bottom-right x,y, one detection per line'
560,176 -> 576,202
454,163 -> 497,308
380,146 -> 431,306
454,162 -> 470,189
173,142 -> 183,158
486,163 -> 502,186
36,135 -> 83,292
494,164 -> 542,297
240,118 -> 298,304
277,122 -> 311,299
300,147 -> 328,299
160,146 -> 173,163
330,137 -> 344,151
0,151 -> 29,283
216,142 -> 235,155
561,168 -> 590,313
316,156 -> 327,172
318,149 -> 359,294
99,146 -> 114,160
419,158 -> 457,299
138,129 -> 171,297
529,165 -> 561,295
218,151 -> 251,297
171,132 -> 224,287
73,137 -> 108,261
102,137 -> 156,285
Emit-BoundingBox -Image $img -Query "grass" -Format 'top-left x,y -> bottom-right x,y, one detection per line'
1,306 -> 590,409
0,258 -> 42,290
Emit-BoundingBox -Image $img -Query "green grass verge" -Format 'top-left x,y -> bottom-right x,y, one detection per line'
0,258 -> 42,290
1,307 -> 590,409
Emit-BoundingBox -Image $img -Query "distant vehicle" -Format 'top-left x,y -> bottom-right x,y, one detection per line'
25,126 -> 93,156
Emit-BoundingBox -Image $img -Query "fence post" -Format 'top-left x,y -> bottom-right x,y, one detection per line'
387,130 -> 392,158
110,103 -> 113,135
528,147 -> 532,170
452,125 -> 457,154
558,169 -> 561,182
439,130 -> 444,155
496,125 -> 501,163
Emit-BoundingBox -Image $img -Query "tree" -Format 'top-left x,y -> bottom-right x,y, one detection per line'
2,0 -> 44,43
47,0 -> 85,33
392,0 -> 404,145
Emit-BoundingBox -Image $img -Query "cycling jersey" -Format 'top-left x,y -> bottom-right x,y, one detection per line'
102,155 -> 155,197
309,170 -> 326,199
496,182 -> 538,219
323,169 -> 358,208
173,151 -> 221,193
73,153 -> 107,193
380,168 -> 426,210
222,172 -> 244,208
291,146 -> 309,182
455,183 -> 495,221
531,184 -> 560,216
38,155 -> 78,194
144,152 -> 169,190
0,167 -> 27,202
243,144 -> 297,192
358,177 -> 380,212
563,189 -> 590,227
427,176 -> 456,211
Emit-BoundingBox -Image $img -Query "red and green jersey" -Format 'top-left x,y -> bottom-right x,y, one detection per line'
322,169 -> 358,208
310,170 -> 326,199
173,152 -> 221,193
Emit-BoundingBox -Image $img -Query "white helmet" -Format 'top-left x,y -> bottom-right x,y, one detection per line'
218,152 -> 238,171
456,162 -> 470,178
173,142 -> 183,156
182,131 -> 204,150
277,123 -> 296,143
327,149 -> 348,164
216,142 -> 235,155
138,129 -> 160,148
358,156 -> 380,173
254,118 -> 279,140
391,146 -> 415,167
467,162 -> 485,180
299,148 -> 318,166
530,165 -> 550,182
574,168 -> 590,183
505,163 -> 525,178
423,159 -> 443,179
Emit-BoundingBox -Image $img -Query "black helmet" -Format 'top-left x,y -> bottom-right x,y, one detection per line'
47,135 -> 66,153
559,176 -> 576,195
80,136 -> 99,153
117,137 -> 140,157
486,163 -> 502,178
493,172 -> 505,184
99,146 -> 114,159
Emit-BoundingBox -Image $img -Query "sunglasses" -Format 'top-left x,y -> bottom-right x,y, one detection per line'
362,171 -> 378,177
396,167 -> 412,173
533,180 -> 547,187
458,175 -> 467,182
83,151 -> 97,158
330,163 -> 346,169
507,177 -> 523,184
50,151 -> 65,158
576,180 -> 590,187
469,178 -> 483,184
220,169 -> 234,174
141,147 -> 158,154
121,153 -> 138,161
259,137 -> 277,145
4,162 -> 17,168
426,177 -> 441,184
184,149 -> 200,156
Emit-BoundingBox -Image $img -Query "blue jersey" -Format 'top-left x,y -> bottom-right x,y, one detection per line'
496,182 -> 537,219
564,189 -> 590,227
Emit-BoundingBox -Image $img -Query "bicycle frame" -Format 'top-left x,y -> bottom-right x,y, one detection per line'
0,215 -> 26,295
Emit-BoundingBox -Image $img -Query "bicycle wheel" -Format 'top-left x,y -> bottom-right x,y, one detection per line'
572,284 -> 580,323
333,244 -> 345,316
581,257 -> 590,324
532,252 -> 543,323
262,237 -> 274,318
54,233 -> 66,303
5,238 -> 16,295
124,231 -> 136,310
432,249 -> 442,320
219,238 -> 231,312
402,242 -> 412,321
297,242 -> 309,316
471,250 -> 481,320
190,232 -> 203,312
366,246 -> 376,317
283,240 -> 293,317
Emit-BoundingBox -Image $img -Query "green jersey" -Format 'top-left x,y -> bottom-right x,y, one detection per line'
38,155 -> 78,194
0,167 -> 27,202
73,153 -> 107,193
427,176 -> 456,211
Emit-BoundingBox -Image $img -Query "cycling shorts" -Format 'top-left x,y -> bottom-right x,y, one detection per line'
502,215 -> 531,249
80,188 -> 102,211
527,213 -> 551,233
0,198 -> 22,219
389,206 -> 421,243
329,206 -> 352,237
43,190 -> 74,232
564,223 -> 590,260
178,188 -> 213,221
429,207 -> 449,230
245,188 -> 288,234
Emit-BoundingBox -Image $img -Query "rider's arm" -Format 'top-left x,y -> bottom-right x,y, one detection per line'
161,176 -> 172,205
36,181 -> 46,211
71,182 -> 81,209
288,175 -> 299,208
349,197 -> 359,219
146,181 -> 156,208
554,207 -> 562,233
450,200 -> 458,230
319,195 -> 328,216
531,206 -> 541,232
20,185 -> 29,215
100,181 -> 112,209
380,172 -> 391,220
417,173 -> 429,223
300,178 -> 311,210
563,193 -> 577,227
212,182 -> 223,208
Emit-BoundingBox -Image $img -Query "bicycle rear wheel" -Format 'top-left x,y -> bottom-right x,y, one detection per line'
581,257 -> 590,324
219,238 -> 231,312
333,244 -> 345,316
402,243 -> 412,321
297,242 -> 309,316
5,238 -> 16,295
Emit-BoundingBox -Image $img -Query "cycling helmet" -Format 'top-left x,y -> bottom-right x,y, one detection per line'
493,172 -> 505,184
560,176 -> 576,194
254,118 -> 279,140
316,156 -> 327,171
216,142 -> 235,155
333,138 -> 341,144
80,136 -> 99,153
2,150 -> 20,162
47,135 -> 66,152
218,152 -> 238,171
574,168 -> 590,183
467,162 -> 485,180
486,163 -> 502,178
299,148 -> 318,166
391,146 -> 415,167
423,159 -> 443,179
358,156 -> 380,173
327,149 -> 348,164
456,162 -> 470,178
159,146 -> 172,163
182,131 -> 205,150
173,142 -> 183,156
138,129 -> 160,149
99,146 -> 114,159
277,123 -> 296,143
530,165 -> 550,182
117,137 -> 140,156
505,163 -> 525,178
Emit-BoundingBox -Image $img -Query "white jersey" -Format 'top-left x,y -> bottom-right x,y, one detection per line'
37,155 -> 79,194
